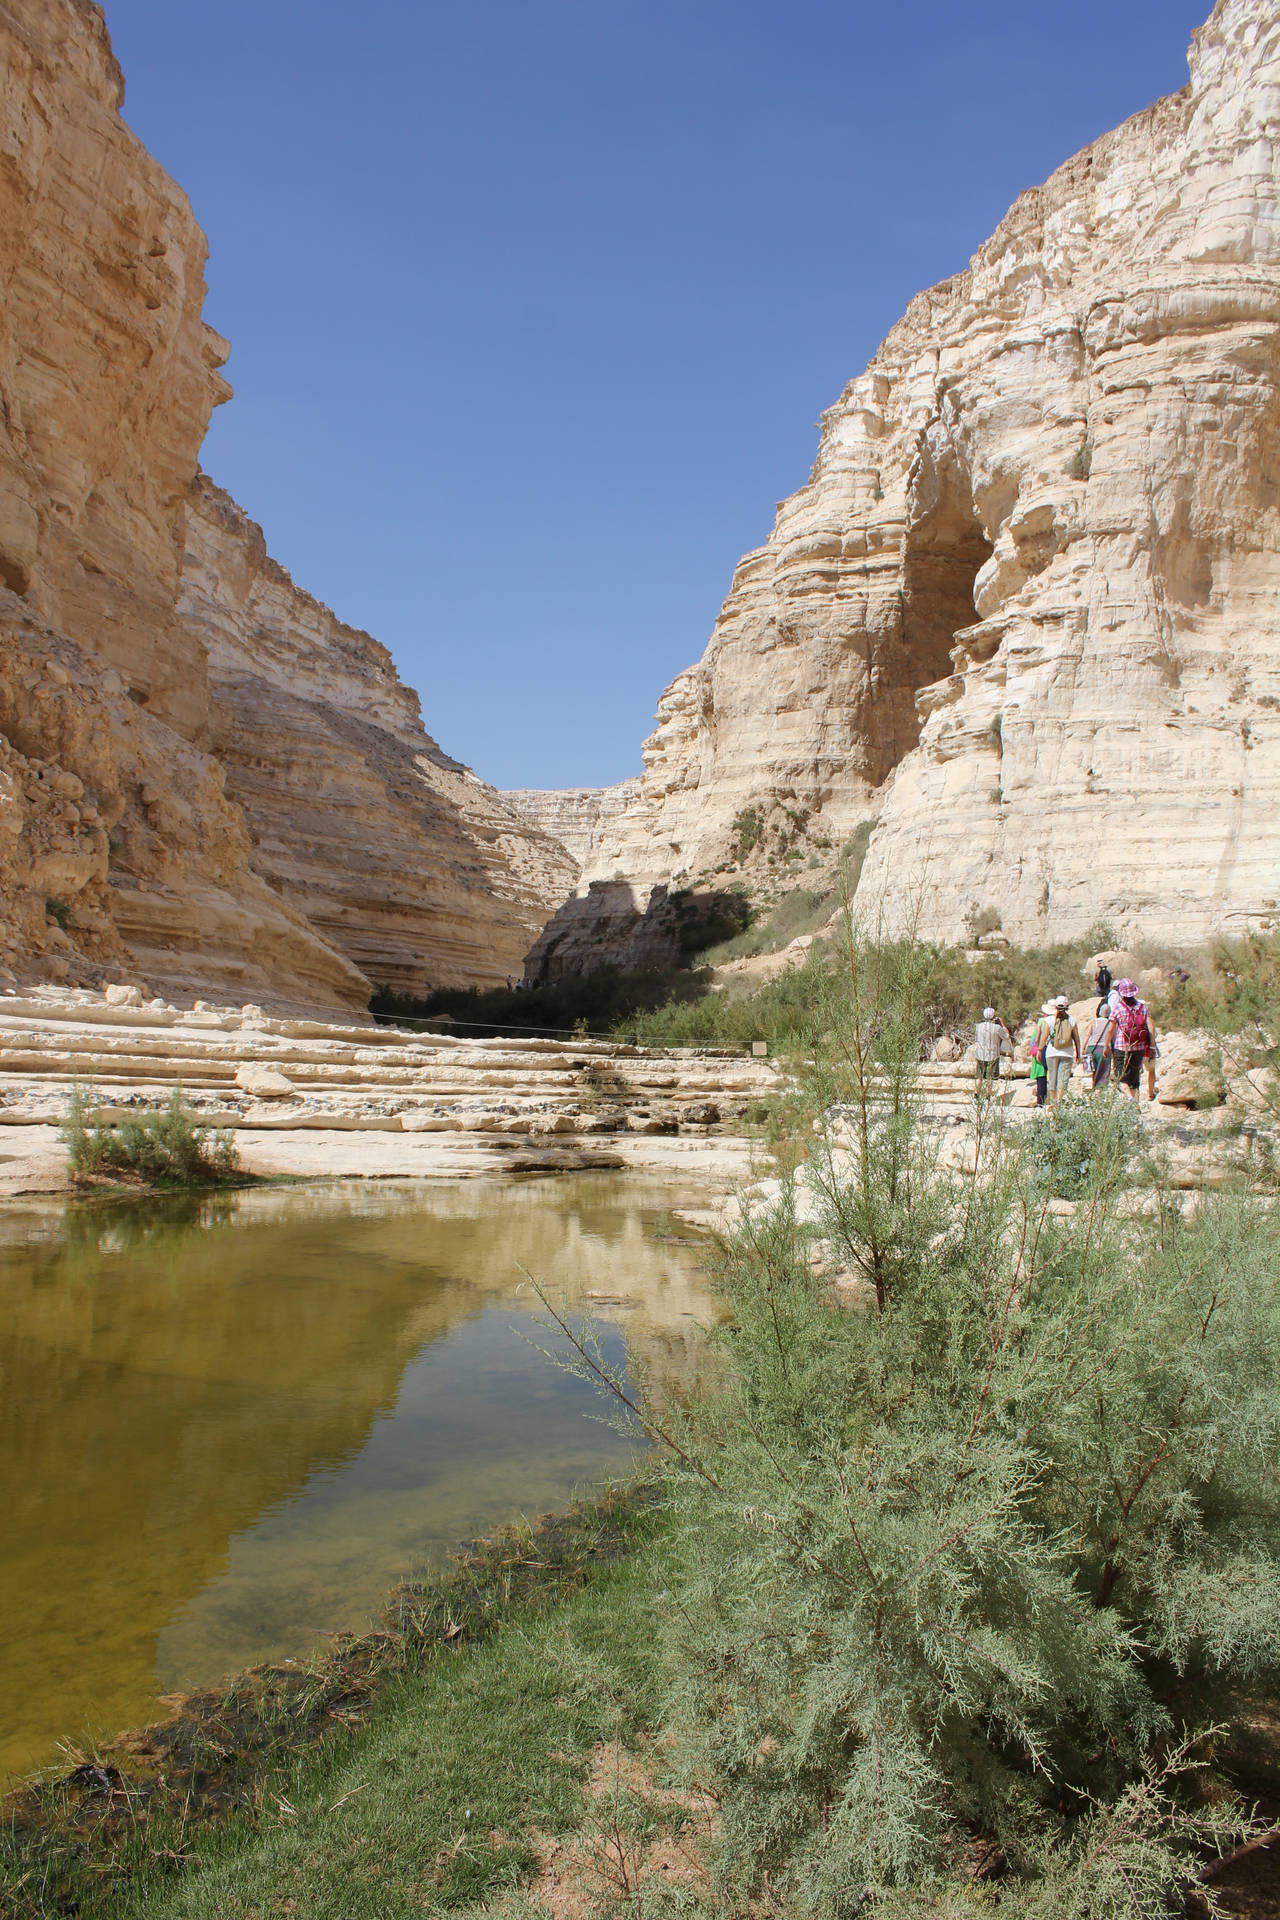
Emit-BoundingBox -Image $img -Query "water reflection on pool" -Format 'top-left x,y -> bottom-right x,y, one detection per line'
0,1175 -> 718,1782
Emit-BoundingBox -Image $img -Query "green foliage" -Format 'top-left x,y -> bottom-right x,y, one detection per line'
840,817 -> 875,897
1024,1092 -> 1141,1199
964,901 -> 1003,940
44,895 -> 73,930
621,938 -> 1280,1911
59,1084 -> 240,1185
371,965 -> 705,1039
1068,440 -> 1093,481
669,885 -> 752,956
729,807 -> 764,863
625,950 -> 829,1053
1157,928 -> 1280,1044
924,928 -> 1114,1037
699,886 -> 838,965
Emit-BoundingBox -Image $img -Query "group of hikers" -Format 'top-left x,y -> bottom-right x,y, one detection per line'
973,962 -> 1157,1105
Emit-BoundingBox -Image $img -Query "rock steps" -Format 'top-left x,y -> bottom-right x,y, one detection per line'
0,991 -> 778,1138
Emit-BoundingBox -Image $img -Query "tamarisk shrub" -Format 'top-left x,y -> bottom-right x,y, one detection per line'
597,934 -> 1280,1912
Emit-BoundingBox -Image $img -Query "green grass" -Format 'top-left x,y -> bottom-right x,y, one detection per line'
2,1493 -> 667,1920
106,1539 -> 663,1920
697,885 -> 839,965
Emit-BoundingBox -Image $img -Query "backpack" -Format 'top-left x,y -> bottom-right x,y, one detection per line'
1113,999 -> 1149,1051
1052,1015 -> 1074,1050
1096,963 -> 1113,996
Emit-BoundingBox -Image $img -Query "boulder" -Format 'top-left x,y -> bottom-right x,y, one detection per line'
1155,1038 -> 1226,1109
234,1063 -> 297,1098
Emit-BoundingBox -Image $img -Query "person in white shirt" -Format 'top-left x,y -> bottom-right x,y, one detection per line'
973,1006 -> 1013,1094
1044,994 -> 1082,1105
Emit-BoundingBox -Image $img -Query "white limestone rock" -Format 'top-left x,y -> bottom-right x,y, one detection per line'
527,0 -> 1280,971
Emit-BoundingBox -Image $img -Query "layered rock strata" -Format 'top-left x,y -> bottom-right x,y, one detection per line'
533,0 -> 1280,968
0,0 -> 566,1008
0,0 -> 229,740
502,782 -> 642,876
0,986 -> 778,1188
181,480 -> 575,993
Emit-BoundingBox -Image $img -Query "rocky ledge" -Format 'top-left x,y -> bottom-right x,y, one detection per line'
0,983 -> 781,1190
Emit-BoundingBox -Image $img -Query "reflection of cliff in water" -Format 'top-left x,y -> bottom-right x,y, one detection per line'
0,1176 -> 715,1781
1,1196 -> 437,1778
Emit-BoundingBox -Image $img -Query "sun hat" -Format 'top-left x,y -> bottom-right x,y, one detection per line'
1055,994 -> 1069,1008
1115,977 -> 1137,996
982,1005 -> 996,1020
1041,1001 -> 1056,1016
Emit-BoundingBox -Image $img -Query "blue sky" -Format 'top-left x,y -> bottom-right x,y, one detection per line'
103,0 -> 1208,790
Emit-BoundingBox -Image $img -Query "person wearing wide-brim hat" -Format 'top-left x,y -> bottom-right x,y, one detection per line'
1028,1001 -> 1054,1107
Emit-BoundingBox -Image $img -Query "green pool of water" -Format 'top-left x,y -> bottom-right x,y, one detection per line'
0,1174 -> 718,1783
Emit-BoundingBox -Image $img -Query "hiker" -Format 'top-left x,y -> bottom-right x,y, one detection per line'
1045,994 -> 1082,1106
1084,1004 -> 1112,1089
1105,978 -> 1157,1101
1028,1002 -> 1054,1107
1094,959 -> 1113,1003
974,1005 -> 1012,1092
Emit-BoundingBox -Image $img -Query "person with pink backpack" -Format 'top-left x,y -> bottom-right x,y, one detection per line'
1104,979 -> 1157,1100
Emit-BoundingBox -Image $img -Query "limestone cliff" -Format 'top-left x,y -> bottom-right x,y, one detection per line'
501,783 -> 641,876
0,0 -> 229,741
181,479 -> 576,993
0,0 -> 567,1009
530,0 -> 1280,972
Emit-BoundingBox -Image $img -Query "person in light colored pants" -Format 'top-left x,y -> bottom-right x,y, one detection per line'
1047,1052 -> 1074,1097
1044,995 -> 1082,1107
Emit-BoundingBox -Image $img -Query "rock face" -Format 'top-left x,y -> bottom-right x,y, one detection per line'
0,0 -> 229,741
181,480 -> 576,993
534,0 -> 1280,969
502,783 -> 641,876
0,0 -> 568,1010
0,582 -> 370,1011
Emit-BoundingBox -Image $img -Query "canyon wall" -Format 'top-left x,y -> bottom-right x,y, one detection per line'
502,782 -> 641,876
0,0 -> 567,1010
531,0 -> 1280,973
181,479 -> 575,994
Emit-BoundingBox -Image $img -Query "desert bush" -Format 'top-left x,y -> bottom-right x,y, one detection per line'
1024,1091 -> 1141,1198
729,807 -> 765,864
60,1084 -> 241,1185
571,935 -> 1280,1910
964,901 -> 1003,940
1157,929 -> 1280,1047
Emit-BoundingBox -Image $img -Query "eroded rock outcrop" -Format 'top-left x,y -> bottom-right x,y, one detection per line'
534,0 -> 1280,967
0,0 -> 229,740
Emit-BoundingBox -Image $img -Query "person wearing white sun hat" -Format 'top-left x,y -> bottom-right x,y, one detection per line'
1028,1001 -> 1055,1106
1044,993 -> 1082,1106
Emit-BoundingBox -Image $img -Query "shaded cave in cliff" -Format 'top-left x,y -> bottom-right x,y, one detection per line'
886,469 -> 992,776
